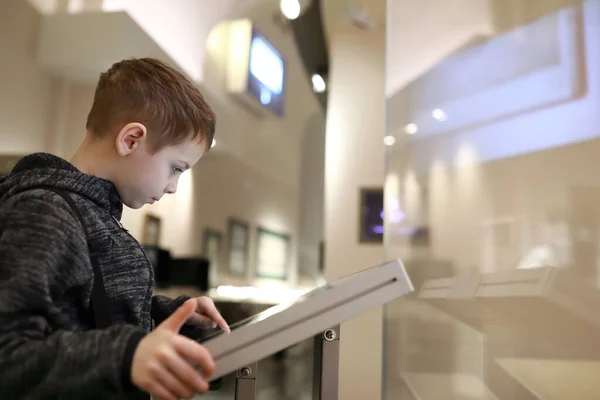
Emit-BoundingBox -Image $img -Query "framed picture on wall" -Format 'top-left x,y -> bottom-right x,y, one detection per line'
227,218 -> 249,276
255,227 -> 290,280
142,214 -> 162,247
202,228 -> 222,287
359,187 -> 384,243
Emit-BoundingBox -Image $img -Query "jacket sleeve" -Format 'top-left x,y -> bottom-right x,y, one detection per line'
0,194 -> 147,399
151,294 -> 190,325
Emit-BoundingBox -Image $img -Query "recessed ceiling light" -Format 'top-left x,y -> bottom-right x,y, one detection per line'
312,73 -> 326,93
404,123 -> 418,135
280,0 -> 301,20
384,135 -> 396,146
432,108 -> 447,121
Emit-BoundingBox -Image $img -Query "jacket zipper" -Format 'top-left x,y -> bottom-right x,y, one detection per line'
111,215 -> 127,231
111,215 -> 155,330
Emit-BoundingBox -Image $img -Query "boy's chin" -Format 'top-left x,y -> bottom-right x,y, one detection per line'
123,199 -> 145,210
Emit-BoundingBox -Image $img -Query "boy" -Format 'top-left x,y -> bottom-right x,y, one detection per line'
0,58 -> 229,400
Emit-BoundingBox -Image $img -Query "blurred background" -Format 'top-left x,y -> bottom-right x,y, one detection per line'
2,0 -> 600,399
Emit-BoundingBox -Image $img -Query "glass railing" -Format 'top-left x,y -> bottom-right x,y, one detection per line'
384,1 -> 600,399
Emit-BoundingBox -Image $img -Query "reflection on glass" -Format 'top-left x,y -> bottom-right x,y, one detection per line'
384,1 -> 599,399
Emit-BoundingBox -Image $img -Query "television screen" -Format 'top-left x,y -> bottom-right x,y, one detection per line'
360,188 -> 384,243
247,30 -> 285,116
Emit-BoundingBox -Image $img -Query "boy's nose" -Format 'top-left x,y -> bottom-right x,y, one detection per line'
165,181 -> 178,194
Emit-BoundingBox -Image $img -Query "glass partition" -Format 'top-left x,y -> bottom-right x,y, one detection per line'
384,1 -> 599,399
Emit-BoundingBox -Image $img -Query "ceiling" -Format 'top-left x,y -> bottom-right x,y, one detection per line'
288,0 -> 584,103
28,0 -> 582,108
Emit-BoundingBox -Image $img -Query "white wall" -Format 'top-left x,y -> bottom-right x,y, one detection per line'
103,0 -> 237,83
0,0 -> 54,154
321,0 -> 387,398
26,0 -> 266,83
298,112 -> 326,279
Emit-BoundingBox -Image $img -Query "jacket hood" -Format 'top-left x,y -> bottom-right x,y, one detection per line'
0,152 -> 123,219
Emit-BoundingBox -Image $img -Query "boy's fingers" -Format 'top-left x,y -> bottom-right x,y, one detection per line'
195,298 -> 230,332
164,349 -> 209,394
160,300 -> 196,332
187,313 -> 216,327
173,336 -> 216,377
146,380 -> 177,400
209,313 -> 229,332
155,366 -> 196,399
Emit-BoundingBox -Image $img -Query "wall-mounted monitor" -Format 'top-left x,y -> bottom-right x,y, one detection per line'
226,20 -> 285,117
359,187 -> 384,243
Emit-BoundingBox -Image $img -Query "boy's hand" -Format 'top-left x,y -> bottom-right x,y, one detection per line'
186,296 -> 230,332
131,299 -> 215,400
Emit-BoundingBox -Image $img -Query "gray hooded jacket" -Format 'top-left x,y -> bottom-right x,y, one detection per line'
0,153 -> 189,399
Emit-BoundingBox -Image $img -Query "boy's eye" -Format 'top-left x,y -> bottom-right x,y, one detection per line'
172,166 -> 184,174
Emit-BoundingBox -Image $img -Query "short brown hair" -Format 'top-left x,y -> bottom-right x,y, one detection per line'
86,58 -> 216,151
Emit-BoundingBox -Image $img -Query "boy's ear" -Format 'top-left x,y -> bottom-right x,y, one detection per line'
115,122 -> 148,156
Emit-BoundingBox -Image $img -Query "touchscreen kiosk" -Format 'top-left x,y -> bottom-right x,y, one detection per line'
199,259 -> 413,380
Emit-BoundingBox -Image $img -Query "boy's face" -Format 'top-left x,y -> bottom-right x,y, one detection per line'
114,125 -> 207,209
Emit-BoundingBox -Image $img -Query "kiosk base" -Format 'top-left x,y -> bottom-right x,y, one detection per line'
233,326 -> 341,400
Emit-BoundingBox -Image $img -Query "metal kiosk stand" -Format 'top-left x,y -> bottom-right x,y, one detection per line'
233,325 -> 340,400
200,259 -> 414,400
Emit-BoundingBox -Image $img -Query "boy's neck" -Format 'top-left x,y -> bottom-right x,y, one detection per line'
70,133 -> 115,182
